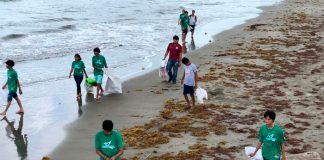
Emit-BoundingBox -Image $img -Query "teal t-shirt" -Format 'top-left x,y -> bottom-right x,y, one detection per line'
7,69 -> 18,93
259,124 -> 285,160
95,130 -> 124,160
92,55 -> 107,76
71,60 -> 85,76
180,14 -> 189,29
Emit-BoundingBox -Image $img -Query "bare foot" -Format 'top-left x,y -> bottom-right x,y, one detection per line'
185,105 -> 191,110
16,110 -> 24,114
95,98 -> 101,104
0,112 -> 6,116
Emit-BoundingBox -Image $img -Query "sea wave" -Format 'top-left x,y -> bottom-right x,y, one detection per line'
2,34 -> 27,40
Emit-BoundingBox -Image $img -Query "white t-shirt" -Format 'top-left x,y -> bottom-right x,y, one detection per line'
184,63 -> 197,86
189,15 -> 197,25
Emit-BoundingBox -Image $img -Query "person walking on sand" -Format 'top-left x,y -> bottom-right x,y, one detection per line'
163,35 -> 182,84
69,54 -> 88,101
180,11 -> 190,45
92,47 -> 107,102
178,9 -> 186,26
250,110 -> 286,160
189,10 -> 197,40
180,57 -> 198,109
0,60 -> 24,116
95,120 -> 124,160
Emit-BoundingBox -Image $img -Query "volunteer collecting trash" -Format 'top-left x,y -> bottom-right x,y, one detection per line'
180,57 -> 198,109
69,54 -> 88,101
92,47 -> 107,102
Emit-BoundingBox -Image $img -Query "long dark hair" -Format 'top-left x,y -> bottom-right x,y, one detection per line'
74,54 -> 82,60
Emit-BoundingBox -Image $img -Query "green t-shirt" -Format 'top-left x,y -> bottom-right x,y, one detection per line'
7,69 -> 18,93
71,60 -> 85,76
92,55 -> 107,76
180,14 -> 189,29
259,124 -> 285,160
95,130 -> 124,160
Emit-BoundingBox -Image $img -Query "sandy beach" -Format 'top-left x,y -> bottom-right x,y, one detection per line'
50,0 -> 323,159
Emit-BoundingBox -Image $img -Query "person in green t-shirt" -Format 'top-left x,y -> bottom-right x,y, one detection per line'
250,110 -> 286,160
92,47 -> 107,102
95,120 -> 124,160
180,10 -> 190,45
0,60 -> 24,116
69,54 -> 88,101
178,9 -> 186,26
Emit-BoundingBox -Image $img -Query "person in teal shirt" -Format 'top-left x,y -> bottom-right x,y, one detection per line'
250,110 -> 286,160
92,47 -> 107,102
180,11 -> 190,44
95,120 -> 124,160
69,54 -> 88,101
0,60 -> 24,116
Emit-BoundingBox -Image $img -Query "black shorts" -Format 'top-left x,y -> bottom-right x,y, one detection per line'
183,84 -> 194,96
8,91 -> 17,102
190,25 -> 195,32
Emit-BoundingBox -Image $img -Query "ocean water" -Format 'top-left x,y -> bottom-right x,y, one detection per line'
0,0 -> 282,159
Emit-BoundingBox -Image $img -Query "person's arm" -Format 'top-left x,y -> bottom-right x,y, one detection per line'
195,16 -> 197,24
281,143 -> 286,160
163,44 -> 170,60
178,46 -> 183,67
96,150 -> 110,160
111,148 -> 124,160
2,81 -> 8,89
83,69 -> 88,78
104,57 -> 108,68
194,71 -> 198,89
181,71 -> 185,85
69,68 -> 73,78
250,141 -> 262,157
17,80 -> 22,95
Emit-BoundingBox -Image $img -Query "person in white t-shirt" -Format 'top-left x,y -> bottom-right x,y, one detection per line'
189,10 -> 197,39
180,57 -> 198,109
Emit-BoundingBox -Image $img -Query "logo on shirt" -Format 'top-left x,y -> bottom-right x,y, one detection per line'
176,47 -> 179,50
74,64 -> 81,69
265,134 -> 277,142
95,60 -> 103,65
102,141 -> 115,149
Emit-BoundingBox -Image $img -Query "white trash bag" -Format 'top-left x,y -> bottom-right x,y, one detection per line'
245,147 -> 263,160
195,87 -> 208,104
159,60 -> 167,80
104,69 -> 122,94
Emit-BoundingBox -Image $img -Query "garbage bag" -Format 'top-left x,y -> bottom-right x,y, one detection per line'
195,87 -> 208,104
245,146 -> 263,160
86,77 -> 97,86
84,82 -> 94,93
0,90 -> 7,106
159,60 -> 167,80
104,69 -> 122,94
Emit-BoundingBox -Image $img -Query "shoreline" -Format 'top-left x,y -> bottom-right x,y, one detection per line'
50,0 -> 324,160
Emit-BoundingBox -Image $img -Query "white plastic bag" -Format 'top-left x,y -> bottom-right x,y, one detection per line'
104,69 -> 122,94
195,87 -> 208,104
245,147 -> 263,160
84,82 -> 94,93
159,60 -> 167,80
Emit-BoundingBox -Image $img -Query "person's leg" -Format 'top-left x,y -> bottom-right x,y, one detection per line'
74,76 -> 83,97
0,92 -> 14,116
190,94 -> 195,108
166,60 -> 174,82
14,96 -> 24,114
184,94 -> 190,108
172,61 -> 179,84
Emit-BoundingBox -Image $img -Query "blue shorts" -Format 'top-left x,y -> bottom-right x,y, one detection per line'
8,92 -> 18,102
94,74 -> 103,84
183,84 -> 194,96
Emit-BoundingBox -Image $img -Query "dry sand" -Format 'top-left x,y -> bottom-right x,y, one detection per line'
50,0 -> 323,159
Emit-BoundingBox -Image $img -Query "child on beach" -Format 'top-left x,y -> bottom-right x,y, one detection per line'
250,110 -> 286,160
180,11 -> 190,45
163,35 -> 182,84
189,10 -> 197,40
95,120 -> 124,160
69,54 -> 88,101
180,57 -> 198,109
0,60 -> 24,116
92,47 -> 107,102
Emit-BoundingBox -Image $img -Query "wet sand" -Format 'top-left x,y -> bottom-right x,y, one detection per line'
51,0 -> 323,159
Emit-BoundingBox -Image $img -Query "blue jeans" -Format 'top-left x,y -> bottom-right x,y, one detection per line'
166,60 -> 179,84
74,75 -> 84,94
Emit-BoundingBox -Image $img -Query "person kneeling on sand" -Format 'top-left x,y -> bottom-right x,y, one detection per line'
250,110 -> 286,160
95,120 -> 124,160
181,57 -> 198,109
0,60 -> 24,116
92,47 -> 107,102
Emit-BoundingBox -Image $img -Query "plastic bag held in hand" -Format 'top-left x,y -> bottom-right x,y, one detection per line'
0,90 -> 8,106
159,60 -> 167,80
104,68 -> 122,94
245,147 -> 263,160
195,87 -> 208,104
